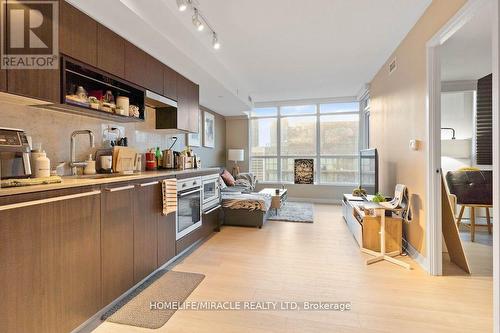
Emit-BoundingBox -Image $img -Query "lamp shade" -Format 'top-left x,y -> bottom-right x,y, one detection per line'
441,139 -> 472,159
228,149 -> 244,161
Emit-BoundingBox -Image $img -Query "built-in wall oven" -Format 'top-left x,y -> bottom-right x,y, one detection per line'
202,173 -> 221,212
176,176 -> 202,240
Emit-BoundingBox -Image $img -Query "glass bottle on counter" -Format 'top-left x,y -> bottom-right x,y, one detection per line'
155,147 -> 163,169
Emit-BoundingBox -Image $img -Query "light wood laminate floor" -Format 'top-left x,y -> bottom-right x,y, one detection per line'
92,204 -> 492,333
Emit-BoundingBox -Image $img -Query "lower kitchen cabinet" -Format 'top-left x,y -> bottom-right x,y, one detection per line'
158,210 -> 176,266
0,187 -> 101,333
133,181 -> 160,283
101,183 -> 135,306
176,206 -> 220,254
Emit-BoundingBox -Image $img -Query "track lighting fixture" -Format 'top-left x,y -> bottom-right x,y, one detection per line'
176,0 -> 187,12
192,9 -> 204,31
212,33 -> 220,49
176,1 -> 220,50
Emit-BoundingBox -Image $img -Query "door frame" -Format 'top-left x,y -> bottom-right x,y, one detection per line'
426,0 -> 499,330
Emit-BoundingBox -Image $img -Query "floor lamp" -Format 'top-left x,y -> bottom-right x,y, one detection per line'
228,149 -> 244,176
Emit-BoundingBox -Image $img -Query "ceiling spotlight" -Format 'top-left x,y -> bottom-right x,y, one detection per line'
192,9 -> 204,31
212,33 -> 220,50
176,0 -> 187,11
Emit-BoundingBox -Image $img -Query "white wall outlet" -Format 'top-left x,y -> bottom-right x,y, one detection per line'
409,139 -> 419,151
102,124 -> 125,142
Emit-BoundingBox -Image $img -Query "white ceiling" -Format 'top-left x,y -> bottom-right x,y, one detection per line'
68,0 -> 432,115
441,0 -> 493,82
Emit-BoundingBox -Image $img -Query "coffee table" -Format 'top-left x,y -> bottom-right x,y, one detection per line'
259,188 -> 288,214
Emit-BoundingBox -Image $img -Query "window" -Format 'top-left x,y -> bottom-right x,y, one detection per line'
250,102 -> 360,184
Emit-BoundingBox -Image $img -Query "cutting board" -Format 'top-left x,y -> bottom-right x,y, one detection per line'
113,147 -> 137,173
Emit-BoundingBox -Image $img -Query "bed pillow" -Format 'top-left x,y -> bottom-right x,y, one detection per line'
221,169 -> 236,186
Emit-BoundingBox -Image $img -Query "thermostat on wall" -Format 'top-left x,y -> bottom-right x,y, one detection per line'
409,139 -> 419,151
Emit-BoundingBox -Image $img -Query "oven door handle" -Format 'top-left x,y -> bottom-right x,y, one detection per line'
204,204 -> 221,215
178,188 -> 201,197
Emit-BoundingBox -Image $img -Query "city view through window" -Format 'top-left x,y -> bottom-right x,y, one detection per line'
250,102 -> 359,184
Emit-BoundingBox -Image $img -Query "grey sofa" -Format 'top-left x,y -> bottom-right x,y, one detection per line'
220,172 -> 270,228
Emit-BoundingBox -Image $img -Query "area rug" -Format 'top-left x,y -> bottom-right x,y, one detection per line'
102,270 -> 205,329
268,201 -> 314,223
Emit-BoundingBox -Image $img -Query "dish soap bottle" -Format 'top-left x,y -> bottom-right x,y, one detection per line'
34,152 -> 51,178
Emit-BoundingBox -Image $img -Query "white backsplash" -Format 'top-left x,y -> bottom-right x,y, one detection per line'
0,96 -> 187,175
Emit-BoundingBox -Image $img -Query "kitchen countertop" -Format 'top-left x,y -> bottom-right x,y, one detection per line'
0,168 -> 221,197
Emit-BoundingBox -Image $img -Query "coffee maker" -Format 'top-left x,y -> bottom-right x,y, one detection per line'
0,128 -> 32,179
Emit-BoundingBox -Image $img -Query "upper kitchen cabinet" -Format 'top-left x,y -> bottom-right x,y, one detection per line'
4,0 -> 59,102
60,2 -> 97,67
163,66 -> 178,101
145,55 -> 164,94
0,69 -> 6,92
156,74 -> 199,132
97,24 -> 125,78
189,83 -> 200,133
7,69 -> 60,103
124,43 -> 147,88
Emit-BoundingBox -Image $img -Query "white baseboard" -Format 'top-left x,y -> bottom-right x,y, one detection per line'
403,238 -> 428,272
288,197 -> 341,205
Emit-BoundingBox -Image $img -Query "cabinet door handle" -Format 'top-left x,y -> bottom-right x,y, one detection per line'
0,190 -> 101,211
104,185 -> 135,192
139,181 -> 158,187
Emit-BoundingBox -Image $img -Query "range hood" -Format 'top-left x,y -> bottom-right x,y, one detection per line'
145,90 -> 177,109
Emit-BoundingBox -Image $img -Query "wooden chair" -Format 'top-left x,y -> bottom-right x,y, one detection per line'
455,204 -> 492,242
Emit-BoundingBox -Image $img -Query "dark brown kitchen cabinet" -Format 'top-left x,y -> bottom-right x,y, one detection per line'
189,83 -> 200,133
0,195 -> 43,333
7,69 -> 60,102
60,2 -> 97,66
133,181 -> 160,283
157,75 -> 199,132
145,56 -> 164,94
0,187 -> 101,333
163,66 -> 178,100
158,184 -> 176,266
0,69 -> 6,91
175,74 -> 191,131
101,183 -> 135,306
2,0 -> 59,102
97,24 -> 125,78
125,43 -> 147,88
40,188 -> 101,333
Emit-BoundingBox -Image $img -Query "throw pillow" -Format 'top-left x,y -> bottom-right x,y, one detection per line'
221,169 -> 235,186
219,176 -> 227,189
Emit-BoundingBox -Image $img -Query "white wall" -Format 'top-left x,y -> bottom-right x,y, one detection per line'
441,90 -> 474,172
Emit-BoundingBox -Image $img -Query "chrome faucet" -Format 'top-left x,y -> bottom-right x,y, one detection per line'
70,130 -> 95,175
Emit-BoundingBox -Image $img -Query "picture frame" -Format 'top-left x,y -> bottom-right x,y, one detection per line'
203,111 -> 215,148
294,159 -> 314,184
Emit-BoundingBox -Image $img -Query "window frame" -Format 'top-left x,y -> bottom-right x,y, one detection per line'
249,101 -> 360,185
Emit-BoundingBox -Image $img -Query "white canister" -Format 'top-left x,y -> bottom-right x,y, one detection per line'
34,152 -> 51,178
116,96 -> 130,116
100,155 -> 112,171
